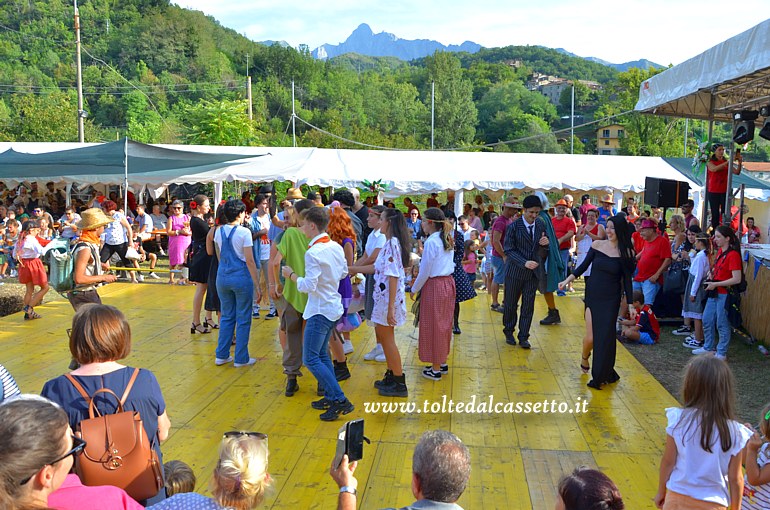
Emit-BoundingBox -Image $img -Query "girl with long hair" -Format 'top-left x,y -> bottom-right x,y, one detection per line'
326,201 -> 357,381
742,403 -> 770,509
655,356 -> 751,509
557,466 -> 624,510
693,225 -> 743,361
559,215 -> 635,389
15,220 -> 49,320
355,205 -> 387,362
188,194 -> 215,334
204,204 -> 228,329
410,207 -> 455,381
356,208 -> 410,397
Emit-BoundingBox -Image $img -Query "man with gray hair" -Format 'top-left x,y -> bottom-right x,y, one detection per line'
331,429 -> 470,509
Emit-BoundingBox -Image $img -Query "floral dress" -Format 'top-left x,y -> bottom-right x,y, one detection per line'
371,237 -> 407,327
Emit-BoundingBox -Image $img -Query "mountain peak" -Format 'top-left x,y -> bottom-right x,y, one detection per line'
352,23 -> 373,36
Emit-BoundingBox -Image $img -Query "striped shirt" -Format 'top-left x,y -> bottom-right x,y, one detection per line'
743,443 -> 770,510
1,364 -> 21,402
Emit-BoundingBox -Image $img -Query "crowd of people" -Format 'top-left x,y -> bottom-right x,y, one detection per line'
0,176 -> 768,509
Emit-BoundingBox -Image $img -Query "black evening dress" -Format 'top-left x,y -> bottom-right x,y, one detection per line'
188,216 -> 212,283
572,248 -> 633,388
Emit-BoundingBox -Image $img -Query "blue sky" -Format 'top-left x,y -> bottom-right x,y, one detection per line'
172,0 -> 768,66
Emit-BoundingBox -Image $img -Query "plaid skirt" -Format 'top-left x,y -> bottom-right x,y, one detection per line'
418,276 -> 455,364
18,257 -> 48,286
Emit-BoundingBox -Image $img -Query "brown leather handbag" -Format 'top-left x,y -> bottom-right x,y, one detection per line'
65,368 -> 164,502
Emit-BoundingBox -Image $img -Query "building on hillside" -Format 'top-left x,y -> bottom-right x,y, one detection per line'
742,162 -> 770,183
538,79 -> 602,106
596,124 -> 625,155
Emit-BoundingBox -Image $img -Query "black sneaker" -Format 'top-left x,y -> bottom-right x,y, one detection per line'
374,369 -> 394,389
505,336 -> 517,346
334,360 -> 351,381
519,339 -> 531,349
539,309 -> 561,325
424,364 -> 448,374
311,397 -> 332,410
422,367 -> 442,381
285,378 -> 299,397
453,325 -> 461,335
265,310 -> 279,319
378,375 -> 408,397
319,399 -> 355,421
672,325 -> 692,336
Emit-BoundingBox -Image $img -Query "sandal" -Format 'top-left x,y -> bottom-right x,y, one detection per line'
191,322 -> 211,334
24,308 -> 42,320
203,318 -> 219,329
580,356 -> 590,374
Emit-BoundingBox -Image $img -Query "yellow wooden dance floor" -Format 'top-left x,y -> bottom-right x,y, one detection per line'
2,283 -> 677,509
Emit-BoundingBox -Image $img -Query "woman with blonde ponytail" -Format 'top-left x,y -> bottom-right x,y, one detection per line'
410,207 -> 456,381
151,432 -> 271,509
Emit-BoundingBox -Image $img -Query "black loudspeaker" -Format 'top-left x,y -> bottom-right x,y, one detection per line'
644,177 -> 690,208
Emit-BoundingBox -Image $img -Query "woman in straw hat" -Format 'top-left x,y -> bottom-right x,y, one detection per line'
68,208 -> 117,311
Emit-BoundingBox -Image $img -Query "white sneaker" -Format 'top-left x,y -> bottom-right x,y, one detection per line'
364,344 -> 383,361
374,352 -> 387,362
159,249 -> 166,256
215,356 -> 234,366
234,357 -> 257,367
148,272 -> 161,279
692,347 -> 713,355
715,353 -> 727,361
342,340 -> 354,354
137,274 -> 144,282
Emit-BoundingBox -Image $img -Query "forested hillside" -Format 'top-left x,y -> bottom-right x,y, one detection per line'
1,0 -> 761,159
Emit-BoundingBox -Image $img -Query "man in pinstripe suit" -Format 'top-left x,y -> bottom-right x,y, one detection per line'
502,195 -> 549,349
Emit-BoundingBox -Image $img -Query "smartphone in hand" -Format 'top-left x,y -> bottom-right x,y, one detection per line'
333,419 -> 369,469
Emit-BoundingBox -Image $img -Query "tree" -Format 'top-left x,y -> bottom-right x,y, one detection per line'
183,99 -> 260,146
423,52 -> 478,149
476,81 -> 558,144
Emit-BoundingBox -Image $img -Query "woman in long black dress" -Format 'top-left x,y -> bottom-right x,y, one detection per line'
188,194 -> 214,333
559,215 -> 635,390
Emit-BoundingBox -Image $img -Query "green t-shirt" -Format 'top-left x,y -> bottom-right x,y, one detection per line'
277,227 -> 309,313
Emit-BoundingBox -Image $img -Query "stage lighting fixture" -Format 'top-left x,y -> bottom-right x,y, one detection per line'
733,110 -> 758,144
759,118 -> 770,141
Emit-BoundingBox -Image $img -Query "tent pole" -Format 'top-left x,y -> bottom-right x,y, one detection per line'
724,120 -> 736,227
739,184 -> 745,241
65,183 -> 72,207
123,137 -> 129,213
702,102 -> 715,229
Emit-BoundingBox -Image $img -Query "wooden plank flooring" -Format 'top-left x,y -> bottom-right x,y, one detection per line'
1,283 -> 678,509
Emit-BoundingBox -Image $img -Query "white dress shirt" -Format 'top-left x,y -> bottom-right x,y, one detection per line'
411,231 -> 454,294
297,233 -> 349,321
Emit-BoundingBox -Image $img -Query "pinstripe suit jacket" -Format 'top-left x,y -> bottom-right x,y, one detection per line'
503,218 -> 547,281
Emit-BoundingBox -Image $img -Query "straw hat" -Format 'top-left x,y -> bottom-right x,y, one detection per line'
600,194 -> 614,204
503,201 -> 522,209
286,187 -> 304,200
76,208 -> 113,231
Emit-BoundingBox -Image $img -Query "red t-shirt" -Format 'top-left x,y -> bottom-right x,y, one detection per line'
634,234 -> 671,282
551,216 -> 576,250
490,215 -> 513,257
729,206 -> 748,235
632,231 -> 644,255
707,159 -> 729,193
426,198 -> 439,208
712,248 -> 742,295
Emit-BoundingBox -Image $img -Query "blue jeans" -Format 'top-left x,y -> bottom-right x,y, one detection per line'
633,279 -> 661,305
303,314 -> 345,402
559,248 -> 570,278
216,272 -> 254,364
703,294 -> 731,356
491,255 -> 506,284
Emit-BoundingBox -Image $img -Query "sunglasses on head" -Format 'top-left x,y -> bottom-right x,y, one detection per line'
20,436 -> 87,485
223,431 -> 267,444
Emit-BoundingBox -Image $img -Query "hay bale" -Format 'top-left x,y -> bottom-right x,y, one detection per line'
0,293 -> 23,316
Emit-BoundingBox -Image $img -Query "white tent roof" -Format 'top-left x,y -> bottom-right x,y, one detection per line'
635,18 -> 770,121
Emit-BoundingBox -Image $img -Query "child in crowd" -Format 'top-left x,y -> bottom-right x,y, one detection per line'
164,460 -> 197,497
15,219 -> 49,320
480,231 -> 493,291
281,206 -> 353,421
618,290 -> 659,345
410,207 -> 455,381
682,235 -> 710,350
1,219 -> 19,278
405,263 -> 419,293
461,239 -> 479,285
742,404 -> 770,509
655,356 -> 752,509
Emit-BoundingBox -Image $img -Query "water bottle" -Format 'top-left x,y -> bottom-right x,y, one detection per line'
759,345 -> 769,356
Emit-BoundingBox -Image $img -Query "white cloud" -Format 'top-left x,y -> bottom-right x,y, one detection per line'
172,0 -> 769,65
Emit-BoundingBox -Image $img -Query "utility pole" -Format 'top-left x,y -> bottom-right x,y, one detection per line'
570,84 -> 575,155
74,0 -> 85,143
246,54 -> 252,121
291,80 -> 296,147
431,81 -> 435,150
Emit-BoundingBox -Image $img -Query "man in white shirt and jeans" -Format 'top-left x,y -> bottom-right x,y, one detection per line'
282,206 -> 353,421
